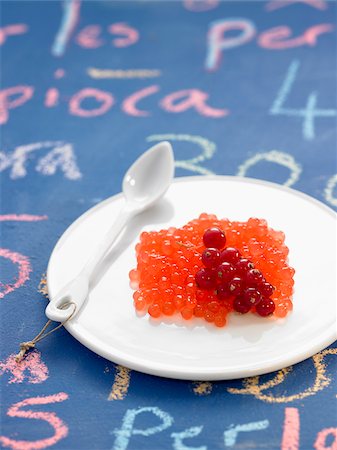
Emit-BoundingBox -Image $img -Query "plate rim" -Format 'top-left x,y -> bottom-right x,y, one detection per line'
47,175 -> 337,380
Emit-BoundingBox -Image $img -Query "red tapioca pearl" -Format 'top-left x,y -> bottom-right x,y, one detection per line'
193,304 -> 205,317
255,298 -> 275,317
174,285 -> 184,295
269,229 -> 285,244
162,301 -> 175,316
207,301 -> 220,313
158,276 -> 170,289
181,307 -> 193,320
148,303 -> 161,318
186,296 -> 197,308
204,310 -> 215,323
174,295 -> 185,310
129,269 -> 139,282
214,314 -> 226,327
185,274 -> 195,284
186,283 -> 196,296
171,272 -> 182,285
278,283 -> 293,297
134,297 -> 146,311
161,240 -> 173,256
195,289 -> 208,302
133,290 -> 142,301
248,238 -> 263,254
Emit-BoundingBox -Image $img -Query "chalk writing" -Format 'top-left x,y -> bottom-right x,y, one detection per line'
237,150 -> 302,187
228,348 -> 337,403
281,408 -> 300,450
0,85 -> 34,124
314,428 -> 337,450
206,21 -> 333,70
112,407 -> 174,450
36,144 -> 81,179
183,0 -> 219,12
108,366 -> 131,401
0,351 -> 48,384
0,85 -> 229,122
206,19 -> 256,71
69,88 -> 115,117
0,214 -> 48,221
0,248 -> 31,299
324,173 -> 337,207
192,382 -> 213,396
0,24 -> 28,46
75,23 -> 139,49
258,24 -> 334,49
0,393 -> 69,450
224,420 -> 269,447
122,86 -> 160,117
0,141 -> 82,180
171,426 -> 206,450
147,134 -> 216,175
266,0 -> 328,11
160,90 -> 228,117
270,60 -> 336,140
108,23 -> 139,47
52,0 -> 81,57
87,68 -> 161,79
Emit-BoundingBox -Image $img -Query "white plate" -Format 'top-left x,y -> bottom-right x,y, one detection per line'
47,176 -> 337,380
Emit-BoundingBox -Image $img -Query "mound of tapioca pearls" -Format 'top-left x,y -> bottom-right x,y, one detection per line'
129,214 -> 294,327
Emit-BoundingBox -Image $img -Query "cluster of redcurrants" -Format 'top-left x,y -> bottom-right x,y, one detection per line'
196,227 -> 276,316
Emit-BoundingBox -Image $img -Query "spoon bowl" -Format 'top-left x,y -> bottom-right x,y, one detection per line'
123,141 -> 174,211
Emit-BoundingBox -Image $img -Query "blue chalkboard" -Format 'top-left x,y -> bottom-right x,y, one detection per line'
1,1 -> 336,449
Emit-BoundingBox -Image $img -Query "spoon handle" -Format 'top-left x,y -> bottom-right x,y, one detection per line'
81,206 -> 133,281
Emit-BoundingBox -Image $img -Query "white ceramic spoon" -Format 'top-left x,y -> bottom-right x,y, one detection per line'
45,141 -> 174,322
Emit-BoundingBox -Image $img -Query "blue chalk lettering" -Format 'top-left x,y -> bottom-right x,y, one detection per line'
112,406 -> 174,450
270,59 -> 336,141
171,426 -> 207,450
224,420 -> 269,447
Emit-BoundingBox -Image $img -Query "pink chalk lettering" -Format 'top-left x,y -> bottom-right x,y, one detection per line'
206,19 -> 256,71
0,351 -> 48,384
0,393 -> 68,450
122,85 -> 159,116
44,88 -> 59,107
281,407 -> 300,450
0,86 -> 34,125
160,89 -> 228,117
258,24 -> 334,49
0,214 -> 47,221
76,25 -> 104,48
0,248 -> 31,299
183,0 -> 219,12
109,22 -> 139,47
0,24 -> 28,46
314,428 -> 337,450
266,0 -> 327,11
69,88 -> 114,117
